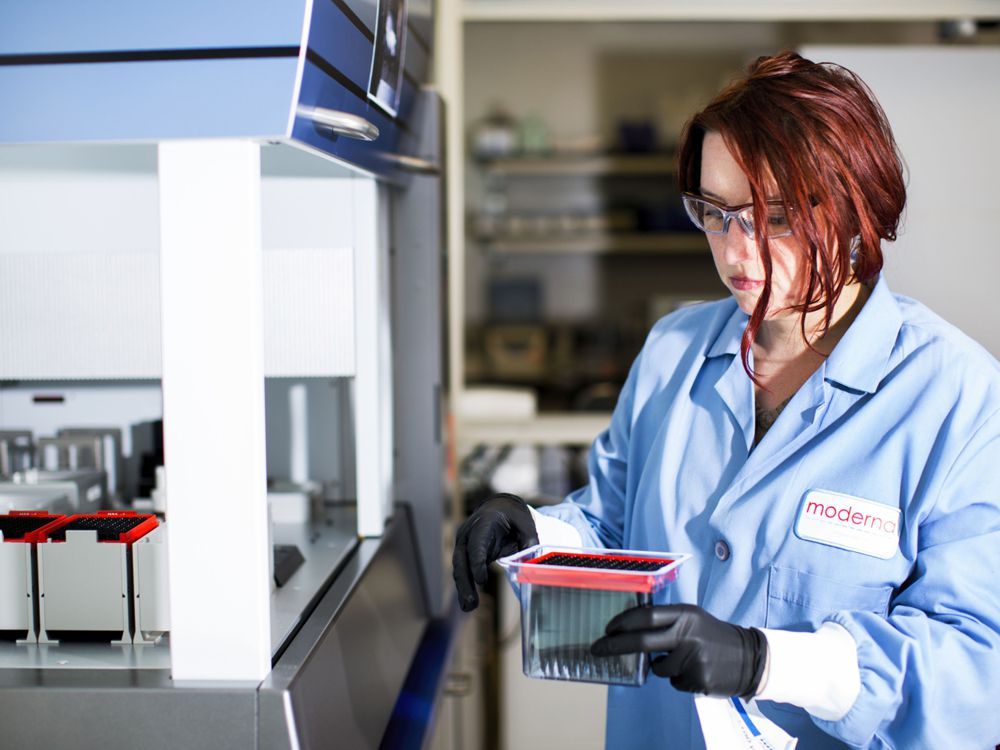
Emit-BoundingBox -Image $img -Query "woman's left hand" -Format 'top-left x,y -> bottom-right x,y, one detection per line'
591,603 -> 768,697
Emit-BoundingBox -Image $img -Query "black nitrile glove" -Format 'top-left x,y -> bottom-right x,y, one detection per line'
590,603 -> 767,698
452,493 -> 539,612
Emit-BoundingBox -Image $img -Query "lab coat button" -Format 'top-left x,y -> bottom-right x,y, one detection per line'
714,540 -> 731,561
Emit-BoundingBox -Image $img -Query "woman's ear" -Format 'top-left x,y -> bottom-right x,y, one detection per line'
849,235 -> 861,270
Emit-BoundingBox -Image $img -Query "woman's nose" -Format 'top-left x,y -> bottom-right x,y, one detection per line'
722,220 -> 756,265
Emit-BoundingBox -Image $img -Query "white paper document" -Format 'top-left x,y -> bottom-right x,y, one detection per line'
695,695 -> 798,750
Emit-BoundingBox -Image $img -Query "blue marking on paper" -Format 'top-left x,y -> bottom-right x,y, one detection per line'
731,697 -> 761,737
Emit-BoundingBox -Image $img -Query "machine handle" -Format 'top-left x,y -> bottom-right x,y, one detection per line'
443,671 -> 473,697
383,152 -> 441,175
297,105 -> 380,142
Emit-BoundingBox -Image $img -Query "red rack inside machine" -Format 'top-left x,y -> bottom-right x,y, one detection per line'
43,510 -> 158,544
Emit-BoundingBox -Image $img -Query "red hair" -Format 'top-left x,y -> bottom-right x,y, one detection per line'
677,51 -> 906,377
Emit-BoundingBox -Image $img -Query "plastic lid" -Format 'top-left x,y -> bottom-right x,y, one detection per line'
499,545 -> 690,593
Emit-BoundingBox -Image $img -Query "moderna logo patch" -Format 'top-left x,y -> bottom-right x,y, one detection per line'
794,489 -> 901,560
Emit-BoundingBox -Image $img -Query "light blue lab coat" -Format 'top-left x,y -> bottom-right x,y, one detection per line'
538,277 -> 1000,749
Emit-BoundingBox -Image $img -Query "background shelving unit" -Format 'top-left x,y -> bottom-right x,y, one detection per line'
480,152 -> 680,177
458,412 -> 613,449
483,232 -> 706,255
473,151 -> 707,257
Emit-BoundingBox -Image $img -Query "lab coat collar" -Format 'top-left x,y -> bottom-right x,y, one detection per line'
823,275 -> 903,394
704,303 -> 755,453
703,276 -> 902,394
705,302 -> 747,359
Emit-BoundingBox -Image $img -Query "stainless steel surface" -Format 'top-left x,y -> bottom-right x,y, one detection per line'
270,505 -> 358,654
260,507 -> 428,750
0,640 -> 171,670
297,105 -> 381,142
0,669 -> 256,750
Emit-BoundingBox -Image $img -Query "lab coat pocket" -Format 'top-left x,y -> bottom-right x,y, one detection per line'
764,564 -> 892,631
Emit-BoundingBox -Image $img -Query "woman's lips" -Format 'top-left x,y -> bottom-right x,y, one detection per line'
730,276 -> 765,291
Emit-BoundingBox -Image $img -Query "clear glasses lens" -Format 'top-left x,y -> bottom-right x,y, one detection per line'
747,207 -> 792,238
682,196 -> 717,232
682,196 -> 793,239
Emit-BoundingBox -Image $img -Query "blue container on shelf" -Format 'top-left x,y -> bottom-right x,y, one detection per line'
498,545 -> 690,687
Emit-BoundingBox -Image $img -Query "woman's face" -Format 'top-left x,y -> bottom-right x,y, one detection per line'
699,131 -> 806,318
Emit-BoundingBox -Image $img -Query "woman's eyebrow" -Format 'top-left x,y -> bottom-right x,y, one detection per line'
699,187 -> 783,204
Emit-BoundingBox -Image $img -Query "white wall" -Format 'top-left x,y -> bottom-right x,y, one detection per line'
463,23 -> 782,146
801,46 -> 1000,358
0,144 -> 160,256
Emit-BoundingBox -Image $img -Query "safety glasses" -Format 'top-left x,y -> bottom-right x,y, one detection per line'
681,192 -> 794,239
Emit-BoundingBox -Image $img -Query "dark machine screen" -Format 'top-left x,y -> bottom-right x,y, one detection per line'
368,0 -> 407,117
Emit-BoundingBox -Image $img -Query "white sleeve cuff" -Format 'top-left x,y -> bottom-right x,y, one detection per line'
756,621 -> 861,722
528,506 -> 584,548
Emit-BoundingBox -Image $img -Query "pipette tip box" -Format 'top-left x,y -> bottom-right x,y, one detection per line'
499,545 -> 690,687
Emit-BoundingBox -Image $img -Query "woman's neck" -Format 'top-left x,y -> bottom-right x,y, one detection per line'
754,280 -> 870,361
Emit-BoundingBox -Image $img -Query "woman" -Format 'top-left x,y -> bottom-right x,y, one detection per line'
453,52 -> 1000,748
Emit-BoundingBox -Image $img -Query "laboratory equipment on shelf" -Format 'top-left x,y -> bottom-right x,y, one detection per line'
499,545 -> 690,686
0,469 -> 106,515
0,431 -> 33,476
1,425 -> 116,514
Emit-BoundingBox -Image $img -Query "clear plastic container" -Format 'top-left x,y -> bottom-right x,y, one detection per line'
498,545 -> 690,687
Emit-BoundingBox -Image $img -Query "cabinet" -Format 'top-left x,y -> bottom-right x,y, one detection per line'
427,609 -> 489,750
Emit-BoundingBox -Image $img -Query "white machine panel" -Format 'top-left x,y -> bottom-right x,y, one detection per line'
134,524 -> 170,645
0,248 -> 355,379
0,544 -> 32,635
38,530 -> 131,643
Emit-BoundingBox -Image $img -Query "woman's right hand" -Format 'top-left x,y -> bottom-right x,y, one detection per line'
452,493 -> 539,612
